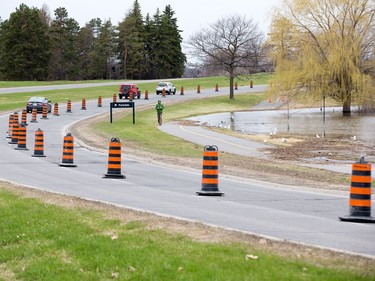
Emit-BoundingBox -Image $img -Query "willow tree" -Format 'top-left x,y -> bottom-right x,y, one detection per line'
269,0 -> 375,115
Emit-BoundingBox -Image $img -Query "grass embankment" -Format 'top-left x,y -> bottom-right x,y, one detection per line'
0,74 -> 270,112
94,93 -> 265,158
1,182 -> 374,281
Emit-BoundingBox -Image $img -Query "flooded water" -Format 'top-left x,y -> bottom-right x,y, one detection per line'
187,107 -> 375,144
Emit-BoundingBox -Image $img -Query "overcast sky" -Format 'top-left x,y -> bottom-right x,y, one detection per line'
1,0 -> 281,42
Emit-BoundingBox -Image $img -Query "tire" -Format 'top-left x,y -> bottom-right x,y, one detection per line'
173,89 -> 176,95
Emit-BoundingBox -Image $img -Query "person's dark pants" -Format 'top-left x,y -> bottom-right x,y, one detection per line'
157,112 -> 163,125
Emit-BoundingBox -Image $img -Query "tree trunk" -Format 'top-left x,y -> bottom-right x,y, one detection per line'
229,67 -> 234,99
343,93 -> 351,116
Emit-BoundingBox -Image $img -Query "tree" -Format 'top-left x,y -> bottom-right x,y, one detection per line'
118,0 -> 145,79
0,4 -> 50,80
187,14 -> 264,99
145,6 -> 186,79
49,7 -> 80,80
269,0 -> 375,115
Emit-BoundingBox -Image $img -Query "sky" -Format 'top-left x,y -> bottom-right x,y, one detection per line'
1,0 -> 281,42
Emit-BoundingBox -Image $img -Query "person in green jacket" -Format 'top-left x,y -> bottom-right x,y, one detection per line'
155,100 -> 164,125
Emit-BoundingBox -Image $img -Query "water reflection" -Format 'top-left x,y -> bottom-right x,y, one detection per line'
187,107 -> 375,144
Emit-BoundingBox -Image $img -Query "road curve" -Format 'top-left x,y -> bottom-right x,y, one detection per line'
1,84 -> 374,258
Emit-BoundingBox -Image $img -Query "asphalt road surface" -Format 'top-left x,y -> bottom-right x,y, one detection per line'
1,84 -> 374,258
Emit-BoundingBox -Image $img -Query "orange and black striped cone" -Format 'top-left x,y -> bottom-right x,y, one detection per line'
8,119 -> 19,144
103,137 -> 125,178
6,114 -> 13,138
14,123 -> 28,150
197,145 -> 224,196
339,157 -> 375,223
32,128 -> 46,157
58,133 -> 77,167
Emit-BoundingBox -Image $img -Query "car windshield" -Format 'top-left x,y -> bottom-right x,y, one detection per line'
28,97 -> 47,103
158,83 -> 167,87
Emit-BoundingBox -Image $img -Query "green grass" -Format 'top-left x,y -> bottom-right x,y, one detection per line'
94,93 -> 265,158
0,186 -> 372,281
0,73 -> 272,89
0,74 -> 272,113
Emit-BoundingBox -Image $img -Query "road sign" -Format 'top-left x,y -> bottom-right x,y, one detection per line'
110,102 -> 135,124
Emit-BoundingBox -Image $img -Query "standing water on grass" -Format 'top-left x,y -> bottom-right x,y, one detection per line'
187,107 -> 375,144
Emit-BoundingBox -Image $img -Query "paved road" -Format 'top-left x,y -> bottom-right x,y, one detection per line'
0,79 -> 162,94
1,85 -> 374,258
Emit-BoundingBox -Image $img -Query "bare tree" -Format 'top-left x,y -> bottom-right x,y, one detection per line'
187,14 -> 264,99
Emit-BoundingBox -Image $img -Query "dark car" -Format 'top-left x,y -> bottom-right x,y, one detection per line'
118,84 -> 141,99
26,97 -> 52,113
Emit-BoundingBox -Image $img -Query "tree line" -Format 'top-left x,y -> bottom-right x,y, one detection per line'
0,1 -> 186,81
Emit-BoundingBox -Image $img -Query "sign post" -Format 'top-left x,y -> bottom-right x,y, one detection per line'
110,102 -> 135,124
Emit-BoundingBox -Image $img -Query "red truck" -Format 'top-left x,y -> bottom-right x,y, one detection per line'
118,84 -> 141,99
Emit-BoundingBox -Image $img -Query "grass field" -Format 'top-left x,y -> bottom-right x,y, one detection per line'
0,74 -> 271,112
1,183 -> 374,281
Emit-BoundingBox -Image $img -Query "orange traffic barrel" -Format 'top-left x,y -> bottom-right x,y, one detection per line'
58,133 -> 77,167
144,90 -> 149,100
129,92 -> 133,101
98,96 -> 102,107
215,83 -> 219,92
13,112 -> 19,124
340,157 -> 374,223
32,128 -> 46,157
15,123 -> 28,150
197,145 -> 224,196
53,103 -> 59,116
235,82 -> 238,90
113,93 -> 117,103
30,108 -> 38,123
6,114 -> 14,138
21,109 -> 28,126
81,98 -> 87,110
103,137 -> 125,178
41,105 -> 48,119
8,120 -> 19,144
66,100 -> 72,113
180,86 -> 184,95
250,80 -> 253,88
197,85 -> 201,94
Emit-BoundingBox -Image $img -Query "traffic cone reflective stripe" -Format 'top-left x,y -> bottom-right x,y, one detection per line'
197,145 -> 224,196
32,128 -> 46,157
58,133 -> 77,167
104,137 -> 125,178
339,157 -> 374,223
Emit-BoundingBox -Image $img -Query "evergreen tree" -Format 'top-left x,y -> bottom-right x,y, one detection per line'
118,0 -> 145,79
146,6 -> 186,79
49,7 -> 80,80
0,4 -> 50,80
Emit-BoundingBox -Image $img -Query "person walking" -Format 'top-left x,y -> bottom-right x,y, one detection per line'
155,100 -> 164,125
